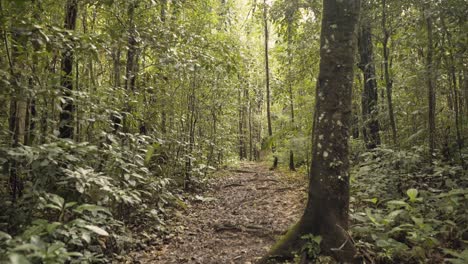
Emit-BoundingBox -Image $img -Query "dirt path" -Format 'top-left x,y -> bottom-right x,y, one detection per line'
132,162 -> 306,264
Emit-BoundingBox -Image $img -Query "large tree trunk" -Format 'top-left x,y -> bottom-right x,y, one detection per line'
260,0 -> 361,262
358,24 -> 381,149
59,0 -> 78,139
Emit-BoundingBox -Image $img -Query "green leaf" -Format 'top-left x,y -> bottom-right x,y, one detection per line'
65,202 -> 77,209
82,232 -> 91,243
365,208 -> 382,226
74,204 -> 111,215
48,193 -> 65,208
84,225 -> 109,236
387,200 -> 410,209
46,222 -> 61,234
9,254 -> 31,264
0,231 -> 12,240
407,188 -> 419,202
145,143 -> 160,166
363,198 -> 378,204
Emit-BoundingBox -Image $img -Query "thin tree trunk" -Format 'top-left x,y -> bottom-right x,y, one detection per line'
248,91 -> 253,161
358,24 -> 381,149
6,26 -> 27,202
382,0 -> 397,146
238,86 -> 245,159
123,1 -> 138,132
287,21 -> 296,171
426,6 -> 436,157
59,0 -> 78,139
263,0 -> 277,169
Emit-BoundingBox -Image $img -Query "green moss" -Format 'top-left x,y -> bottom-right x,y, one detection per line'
259,221 -> 304,263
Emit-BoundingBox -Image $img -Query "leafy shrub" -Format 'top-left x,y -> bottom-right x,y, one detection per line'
350,147 -> 468,263
0,133 -> 176,262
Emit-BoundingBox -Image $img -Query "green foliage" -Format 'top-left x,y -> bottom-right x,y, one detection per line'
351,147 -> 468,263
0,134 -> 177,262
300,234 -> 322,261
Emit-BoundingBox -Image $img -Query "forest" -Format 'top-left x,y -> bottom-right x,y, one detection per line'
0,0 -> 467,263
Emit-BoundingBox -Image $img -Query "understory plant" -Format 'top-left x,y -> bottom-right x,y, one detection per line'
350,145 -> 467,263
0,133 -> 177,263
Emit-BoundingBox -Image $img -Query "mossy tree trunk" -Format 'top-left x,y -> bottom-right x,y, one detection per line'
260,0 -> 361,262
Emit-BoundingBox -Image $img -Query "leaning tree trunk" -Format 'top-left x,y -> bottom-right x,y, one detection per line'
59,0 -> 78,139
259,0 -> 361,262
358,24 -> 381,149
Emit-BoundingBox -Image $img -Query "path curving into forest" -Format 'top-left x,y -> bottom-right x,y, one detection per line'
132,162 -> 306,264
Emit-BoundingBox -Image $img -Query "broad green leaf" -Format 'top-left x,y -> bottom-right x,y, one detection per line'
387,200 -> 410,209
407,188 -> 418,202
365,208 -> 382,226
48,193 -> 65,208
363,198 -> 378,204
0,231 -> 12,240
46,222 -> 61,234
84,225 -> 109,236
9,254 -> 31,264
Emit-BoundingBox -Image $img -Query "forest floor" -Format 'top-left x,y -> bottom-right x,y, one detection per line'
130,162 -> 307,264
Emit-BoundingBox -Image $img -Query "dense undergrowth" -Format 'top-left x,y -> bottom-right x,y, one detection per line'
349,142 -> 468,264
0,132 -> 219,263
1,134 -> 467,264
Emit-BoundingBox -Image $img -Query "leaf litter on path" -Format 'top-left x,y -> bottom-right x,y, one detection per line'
130,162 -> 306,264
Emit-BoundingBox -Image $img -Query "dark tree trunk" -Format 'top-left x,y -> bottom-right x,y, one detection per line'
287,20 -> 296,171
426,6 -> 436,157
263,0 -> 277,169
7,26 -> 28,202
123,1 -> 138,132
260,0 -> 361,262
59,0 -> 78,139
358,24 -> 381,149
238,87 -> 246,160
382,0 -> 397,145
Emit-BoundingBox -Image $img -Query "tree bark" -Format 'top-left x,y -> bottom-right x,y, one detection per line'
425,6 -> 436,157
59,0 -> 78,139
381,0 -> 397,146
263,0 -> 277,169
123,1 -> 139,132
358,24 -> 381,149
287,19 -> 296,171
260,0 -> 361,262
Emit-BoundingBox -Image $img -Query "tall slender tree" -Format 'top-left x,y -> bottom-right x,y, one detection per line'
358,22 -> 381,149
263,0 -> 277,169
425,4 -> 436,157
59,0 -> 78,139
381,0 -> 397,146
